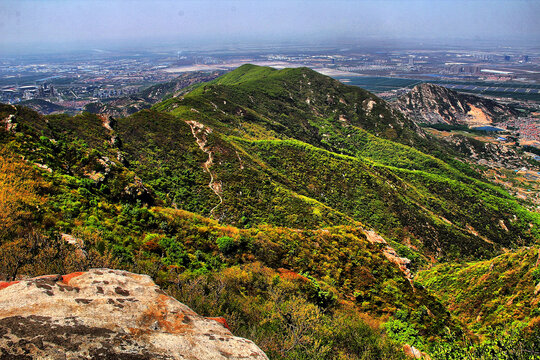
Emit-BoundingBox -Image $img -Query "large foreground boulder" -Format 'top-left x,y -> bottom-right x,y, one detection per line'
0,269 -> 268,359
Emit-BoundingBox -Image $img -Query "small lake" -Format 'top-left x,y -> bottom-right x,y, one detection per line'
472,126 -> 505,132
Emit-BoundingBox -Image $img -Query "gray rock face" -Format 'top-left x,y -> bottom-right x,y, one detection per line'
396,83 -> 519,125
0,269 -> 268,360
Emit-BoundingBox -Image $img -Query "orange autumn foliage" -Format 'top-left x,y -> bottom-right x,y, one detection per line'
0,149 -> 47,239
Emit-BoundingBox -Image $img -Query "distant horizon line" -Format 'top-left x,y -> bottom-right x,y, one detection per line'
2,35 -> 539,57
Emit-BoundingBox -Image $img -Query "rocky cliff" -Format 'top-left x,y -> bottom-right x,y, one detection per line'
0,269 -> 268,360
396,83 -> 519,126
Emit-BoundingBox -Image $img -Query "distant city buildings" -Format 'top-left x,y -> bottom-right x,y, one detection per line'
504,117 -> 540,141
445,63 -> 481,75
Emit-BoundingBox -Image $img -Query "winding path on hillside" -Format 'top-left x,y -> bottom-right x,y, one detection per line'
185,120 -> 223,218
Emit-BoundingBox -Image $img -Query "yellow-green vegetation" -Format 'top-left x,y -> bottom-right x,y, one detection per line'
417,247 -> 540,334
417,247 -> 540,359
0,154 -> 443,357
151,65 -> 539,260
0,148 -> 47,240
169,262 -> 407,360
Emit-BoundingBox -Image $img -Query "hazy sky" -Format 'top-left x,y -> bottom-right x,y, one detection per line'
1,0 -> 539,53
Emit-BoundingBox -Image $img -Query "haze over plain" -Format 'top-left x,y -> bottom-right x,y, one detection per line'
1,0 -> 539,54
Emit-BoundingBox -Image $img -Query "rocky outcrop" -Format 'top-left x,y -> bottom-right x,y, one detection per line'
0,269 -> 268,359
441,134 -> 523,168
1,104 -> 18,133
403,344 -> 430,359
396,83 -> 519,126
364,230 -> 413,283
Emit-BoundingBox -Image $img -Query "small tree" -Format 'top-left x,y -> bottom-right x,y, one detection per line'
216,236 -> 236,254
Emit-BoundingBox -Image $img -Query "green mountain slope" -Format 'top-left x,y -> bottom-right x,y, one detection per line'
0,110 -> 455,358
8,65 -> 538,261
144,65 -> 538,259
156,64 -> 427,148
17,99 -> 67,115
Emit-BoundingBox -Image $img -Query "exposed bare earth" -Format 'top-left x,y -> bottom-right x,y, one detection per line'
466,104 -> 492,127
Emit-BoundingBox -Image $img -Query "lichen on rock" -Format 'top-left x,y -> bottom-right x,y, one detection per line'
0,268 -> 268,359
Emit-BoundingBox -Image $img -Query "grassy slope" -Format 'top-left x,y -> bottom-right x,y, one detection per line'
236,139 -> 537,258
10,65 -> 535,260
159,64 -> 426,148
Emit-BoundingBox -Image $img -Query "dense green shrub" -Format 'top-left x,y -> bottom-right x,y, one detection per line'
216,236 -> 237,254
